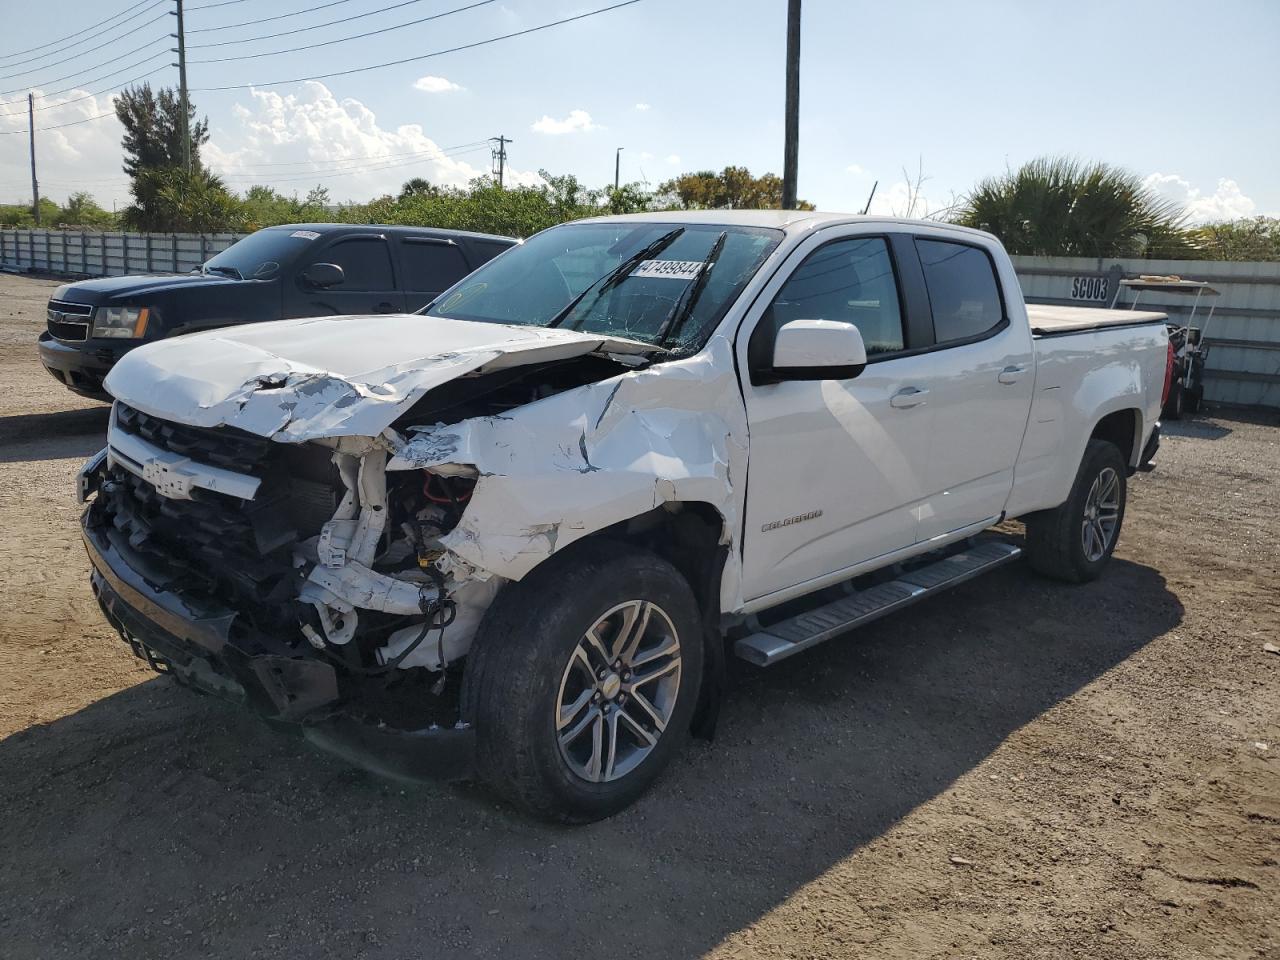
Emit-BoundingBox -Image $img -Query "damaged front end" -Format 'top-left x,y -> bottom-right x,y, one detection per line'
81,401 -> 495,780
80,312 -> 747,781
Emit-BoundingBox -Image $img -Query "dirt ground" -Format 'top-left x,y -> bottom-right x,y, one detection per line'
0,271 -> 1276,960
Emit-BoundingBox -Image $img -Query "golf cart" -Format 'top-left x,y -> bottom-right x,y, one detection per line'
1113,276 -> 1220,419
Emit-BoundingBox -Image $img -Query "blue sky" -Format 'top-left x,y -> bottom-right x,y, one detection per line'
1,0 -> 1277,221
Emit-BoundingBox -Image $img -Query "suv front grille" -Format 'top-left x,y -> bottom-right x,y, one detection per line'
47,299 -> 93,341
116,403 -> 273,477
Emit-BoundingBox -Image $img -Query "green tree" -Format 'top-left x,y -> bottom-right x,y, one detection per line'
115,84 -> 210,178
123,167 -> 246,233
398,177 -> 440,201
954,157 -> 1194,258
60,192 -> 117,229
1189,216 -> 1280,262
656,166 -> 814,210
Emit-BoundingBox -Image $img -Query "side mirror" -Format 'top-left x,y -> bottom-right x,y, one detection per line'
766,319 -> 868,381
303,262 -> 345,288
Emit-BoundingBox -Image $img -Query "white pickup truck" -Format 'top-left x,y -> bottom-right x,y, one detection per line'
79,212 -> 1171,821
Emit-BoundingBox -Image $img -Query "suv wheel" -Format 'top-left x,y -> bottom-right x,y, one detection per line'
463,541 -> 703,822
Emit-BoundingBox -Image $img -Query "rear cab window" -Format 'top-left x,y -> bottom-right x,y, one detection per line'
398,239 -> 471,293
915,238 -> 1006,343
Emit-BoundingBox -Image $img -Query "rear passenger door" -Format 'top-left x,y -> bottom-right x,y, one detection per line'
912,235 -> 1035,541
394,237 -> 474,311
289,234 -> 405,317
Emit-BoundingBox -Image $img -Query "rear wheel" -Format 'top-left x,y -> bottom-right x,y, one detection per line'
1164,380 -> 1185,421
1025,439 -> 1127,583
463,541 -> 703,822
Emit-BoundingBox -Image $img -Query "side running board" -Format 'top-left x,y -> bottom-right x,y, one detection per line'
734,541 -> 1022,667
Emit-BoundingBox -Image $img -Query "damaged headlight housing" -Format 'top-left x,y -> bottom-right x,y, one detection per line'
92,305 -> 150,339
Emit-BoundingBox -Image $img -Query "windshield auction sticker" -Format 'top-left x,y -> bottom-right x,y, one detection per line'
632,260 -> 704,280
290,230 -> 322,240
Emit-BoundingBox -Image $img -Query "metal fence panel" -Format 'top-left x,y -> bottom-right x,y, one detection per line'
0,228 -> 243,279
1012,255 -> 1280,409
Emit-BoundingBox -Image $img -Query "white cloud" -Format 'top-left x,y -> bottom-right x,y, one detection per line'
1143,172 -> 1256,224
638,151 -> 654,162
846,163 -> 867,175
866,180 -> 934,219
634,102 -> 651,112
0,88 -> 130,208
530,109 -> 598,135
206,82 -> 542,201
413,75 -> 463,94
664,154 -> 681,165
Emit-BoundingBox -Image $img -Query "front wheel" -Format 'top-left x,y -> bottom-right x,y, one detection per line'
1025,439 -> 1128,583
462,541 -> 703,822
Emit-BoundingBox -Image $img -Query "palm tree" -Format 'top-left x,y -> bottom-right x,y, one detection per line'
954,157 -> 1194,258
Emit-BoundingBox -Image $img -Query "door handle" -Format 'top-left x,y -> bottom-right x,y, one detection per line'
998,364 -> 1026,385
890,387 -> 929,409
374,301 -> 398,314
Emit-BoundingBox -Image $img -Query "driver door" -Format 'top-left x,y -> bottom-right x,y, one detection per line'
288,234 -> 405,317
737,228 -> 937,604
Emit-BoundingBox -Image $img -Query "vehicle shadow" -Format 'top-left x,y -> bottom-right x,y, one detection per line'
0,407 -> 108,463
1162,418 -> 1232,441
0,557 -> 1183,959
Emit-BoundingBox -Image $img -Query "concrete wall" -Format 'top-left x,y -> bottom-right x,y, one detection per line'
1012,255 -> 1280,409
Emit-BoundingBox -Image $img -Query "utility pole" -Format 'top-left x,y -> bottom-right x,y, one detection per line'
171,0 -> 191,172
28,93 -> 40,226
614,146 -> 624,191
490,135 -> 512,187
781,0 -> 801,209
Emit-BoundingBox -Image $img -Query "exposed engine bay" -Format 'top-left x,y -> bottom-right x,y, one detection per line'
90,353 -> 634,703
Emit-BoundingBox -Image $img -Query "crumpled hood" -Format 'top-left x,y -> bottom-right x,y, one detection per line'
104,312 -> 654,441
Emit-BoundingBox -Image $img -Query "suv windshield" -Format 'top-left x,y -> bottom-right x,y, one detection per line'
423,221 -> 782,352
202,228 -> 321,280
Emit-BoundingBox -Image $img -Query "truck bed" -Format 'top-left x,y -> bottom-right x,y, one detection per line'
1028,304 -> 1168,337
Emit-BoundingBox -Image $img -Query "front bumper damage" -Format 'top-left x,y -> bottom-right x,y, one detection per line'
82,486 -> 477,782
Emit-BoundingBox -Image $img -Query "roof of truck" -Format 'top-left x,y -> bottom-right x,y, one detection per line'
579,209 -> 997,240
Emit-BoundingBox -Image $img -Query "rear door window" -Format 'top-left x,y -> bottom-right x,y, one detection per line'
915,239 -> 1004,343
399,239 -> 471,293
313,236 -> 395,291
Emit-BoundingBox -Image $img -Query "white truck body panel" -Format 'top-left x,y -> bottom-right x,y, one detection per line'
92,212 -> 1169,667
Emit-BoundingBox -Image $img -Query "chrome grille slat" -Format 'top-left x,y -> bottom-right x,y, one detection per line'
47,299 -> 94,341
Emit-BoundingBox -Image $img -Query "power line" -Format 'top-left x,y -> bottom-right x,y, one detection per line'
188,0 -> 362,35
187,0 -> 252,10
0,19 -> 171,82
0,35 -> 170,92
191,0 -> 499,64
191,0 -> 435,47
0,110 -> 120,135
219,140 -> 491,170
192,0 -> 645,92
0,52 -> 170,111
0,0 -> 161,63
214,144 -> 493,184
0,65 -> 169,117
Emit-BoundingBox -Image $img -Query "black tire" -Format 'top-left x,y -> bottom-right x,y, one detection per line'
1163,380 -> 1184,421
1025,439 -> 1128,583
462,541 -> 703,823
1186,382 -> 1203,415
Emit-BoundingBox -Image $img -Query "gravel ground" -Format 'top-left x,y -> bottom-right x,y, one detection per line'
0,271 -> 1276,959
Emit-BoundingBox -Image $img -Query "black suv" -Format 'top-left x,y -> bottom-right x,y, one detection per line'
38,223 -> 517,400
